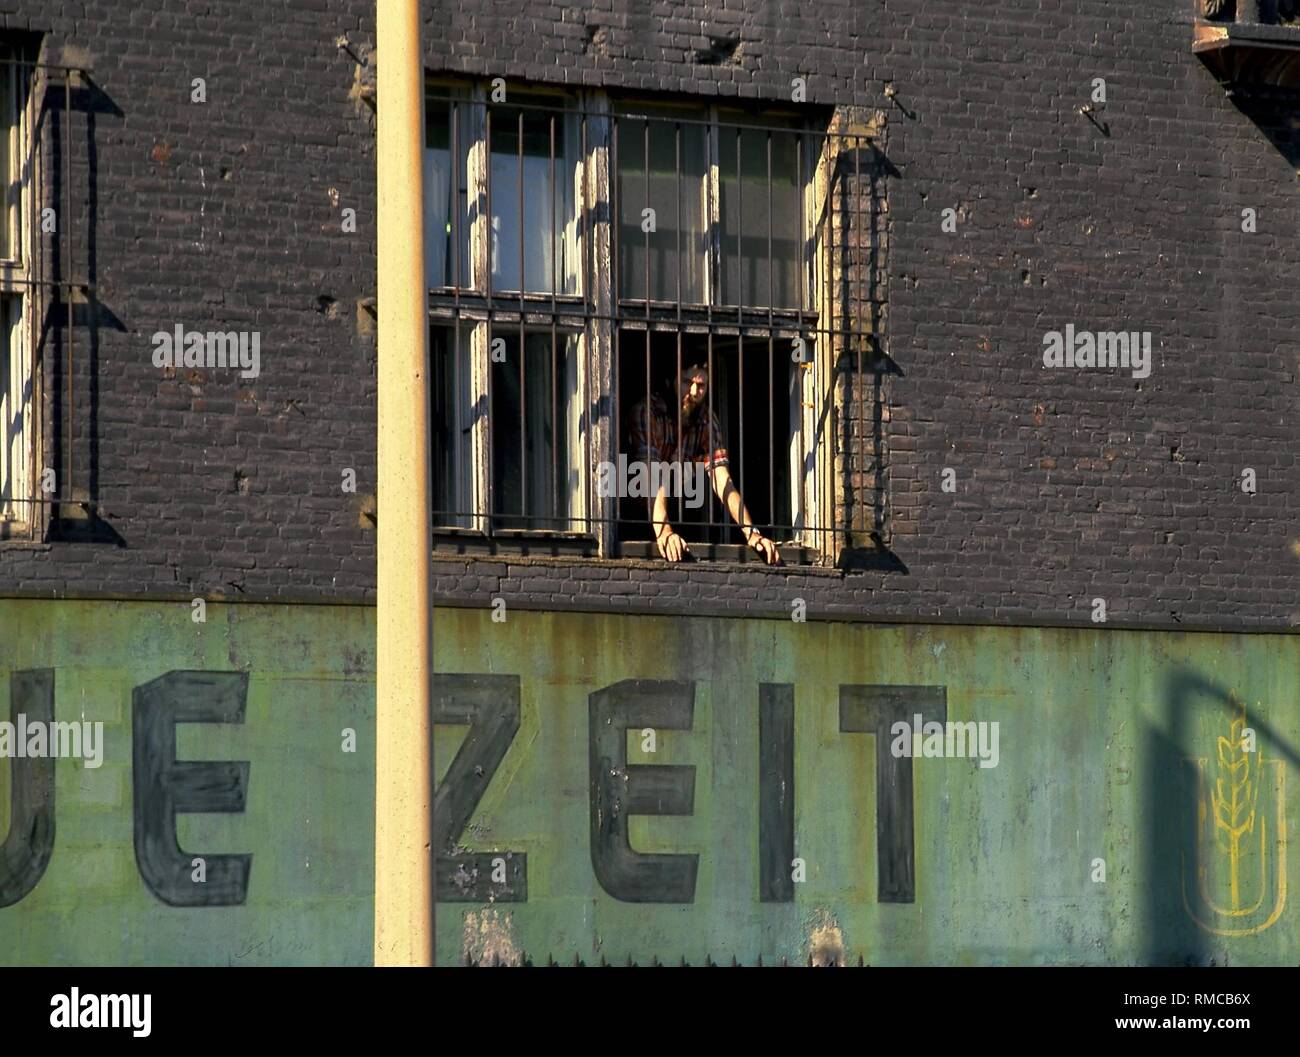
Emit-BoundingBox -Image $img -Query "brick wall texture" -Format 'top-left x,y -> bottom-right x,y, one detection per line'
1,0 -> 1296,632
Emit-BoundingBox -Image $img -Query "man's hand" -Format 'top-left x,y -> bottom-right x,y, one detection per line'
747,530 -> 780,565
657,529 -> 689,562
712,466 -> 780,565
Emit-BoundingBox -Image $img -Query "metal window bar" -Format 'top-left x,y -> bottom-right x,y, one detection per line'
855,131 -> 865,536
550,111 -> 558,526
517,109 -> 526,523
484,103 -> 494,530
579,108 -> 590,533
643,117 -> 653,543
423,93 -> 884,557
735,123 -> 743,542
611,113 -> 620,539
674,120 -> 682,532
766,128 -> 775,530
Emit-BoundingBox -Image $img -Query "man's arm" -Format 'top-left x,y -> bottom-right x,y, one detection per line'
632,398 -> 688,561
650,483 -> 689,561
710,464 -> 780,564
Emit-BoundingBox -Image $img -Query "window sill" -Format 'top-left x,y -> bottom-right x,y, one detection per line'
432,527 -> 598,558
0,520 -> 37,544
429,528 -> 824,567
615,301 -> 819,334
618,541 -> 821,566
1194,18 -> 1300,90
1194,20 -> 1300,52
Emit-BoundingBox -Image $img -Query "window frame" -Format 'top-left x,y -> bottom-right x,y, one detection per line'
426,82 -> 869,565
609,100 -> 827,559
612,101 -> 814,314
0,48 -> 38,537
426,80 -> 594,540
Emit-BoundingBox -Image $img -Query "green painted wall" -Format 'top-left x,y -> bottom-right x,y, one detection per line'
1,600 -> 1295,965
0,601 -> 375,966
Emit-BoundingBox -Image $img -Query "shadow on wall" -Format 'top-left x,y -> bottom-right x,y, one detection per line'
1233,95 -> 1300,174
1147,667 -> 1298,964
41,63 -> 126,543
1144,671 -> 1208,965
1194,10 -> 1300,174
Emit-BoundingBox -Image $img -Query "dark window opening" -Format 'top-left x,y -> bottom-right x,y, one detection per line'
616,329 -> 795,549
490,329 -> 577,531
429,325 -> 471,528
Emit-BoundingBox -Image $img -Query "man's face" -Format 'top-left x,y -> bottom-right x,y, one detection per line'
681,372 -> 708,416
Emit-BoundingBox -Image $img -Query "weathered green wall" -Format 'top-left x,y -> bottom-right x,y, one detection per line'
1,601 -> 1295,965
0,601 -> 376,966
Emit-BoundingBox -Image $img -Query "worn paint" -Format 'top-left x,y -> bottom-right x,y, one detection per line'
462,908 -> 522,966
807,909 -> 846,967
0,600 -> 1296,965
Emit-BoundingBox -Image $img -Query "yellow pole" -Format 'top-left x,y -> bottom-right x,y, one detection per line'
375,0 -> 434,966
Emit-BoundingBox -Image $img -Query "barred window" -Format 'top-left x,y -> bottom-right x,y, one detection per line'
425,82 -> 885,564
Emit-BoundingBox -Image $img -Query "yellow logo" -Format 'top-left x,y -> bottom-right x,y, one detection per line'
1181,696 -> 1287,936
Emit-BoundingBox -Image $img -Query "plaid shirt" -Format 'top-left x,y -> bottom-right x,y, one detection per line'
628,393 -> 729,471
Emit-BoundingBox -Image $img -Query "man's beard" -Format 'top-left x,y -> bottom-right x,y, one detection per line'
679,385 -> 706,423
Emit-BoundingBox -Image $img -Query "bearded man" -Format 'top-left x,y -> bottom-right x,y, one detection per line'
627,365 -> 780,564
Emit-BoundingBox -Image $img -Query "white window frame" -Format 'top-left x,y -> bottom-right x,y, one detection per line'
0,49 -> 36,534
428,82 -> 591,537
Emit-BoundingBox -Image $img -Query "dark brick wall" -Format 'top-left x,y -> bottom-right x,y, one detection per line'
424,0 -> 1299,631
2,1 -> 1296,633
0,1 -> 379,601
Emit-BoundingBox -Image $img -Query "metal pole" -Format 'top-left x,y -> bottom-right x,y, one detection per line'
65,73 -> 72,512
375,0 -> 434,968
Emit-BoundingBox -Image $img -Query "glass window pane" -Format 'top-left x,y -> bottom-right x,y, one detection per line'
615,105 -> 707,303
429,325 -> 472,528
720,114 -> 804,309
0,57 -> 14,262
488,98 -> 576,294
424,94 -> 471,288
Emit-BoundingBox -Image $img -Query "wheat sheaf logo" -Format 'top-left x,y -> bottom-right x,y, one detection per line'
1181,696 -> 1287,936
